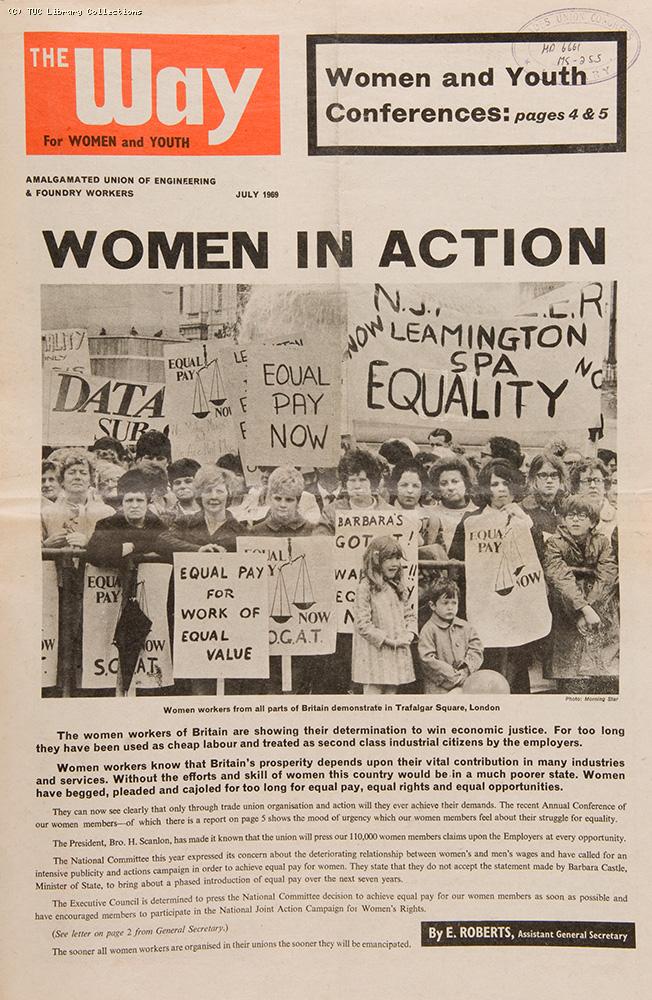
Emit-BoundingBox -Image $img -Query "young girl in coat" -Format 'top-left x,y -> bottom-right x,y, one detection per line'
352,535 -> 417,694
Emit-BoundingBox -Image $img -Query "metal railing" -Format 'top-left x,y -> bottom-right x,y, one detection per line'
41,548 -> 594,697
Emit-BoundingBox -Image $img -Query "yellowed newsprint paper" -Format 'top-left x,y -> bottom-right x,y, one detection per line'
1,1 -> 651,997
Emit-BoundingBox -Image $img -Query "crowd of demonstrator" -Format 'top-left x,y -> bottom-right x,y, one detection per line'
42,426 -> 619,696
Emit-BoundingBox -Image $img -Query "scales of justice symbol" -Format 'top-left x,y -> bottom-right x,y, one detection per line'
191,359 -> 227,418
270,539 -> 316,623
494,518 -> 526,597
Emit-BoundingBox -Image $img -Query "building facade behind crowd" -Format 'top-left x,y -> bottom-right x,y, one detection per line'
42,428 -> 619,697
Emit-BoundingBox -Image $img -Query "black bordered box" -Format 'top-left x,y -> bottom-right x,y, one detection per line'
420,920 -> 636,947
306,33 -> 626,155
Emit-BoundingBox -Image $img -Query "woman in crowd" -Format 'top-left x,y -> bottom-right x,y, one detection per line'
167,458 -> 201,520
41,458 -> 61,504
42,450 -> 113,549
519,451 -> 570,686
156,466 -> 245,697
386,459 -> 443,547
429,455 -> 478,553
158,466 -> 244,556
87,469 -> 165,567
236,464 -> 320,527
522,451 -> 568,537
86,469 -> 171,696
315,448 -> 391,693
94,460 -> 123,510
544,495 -> 619,693
41,450 -> 114,697
570,459 -> 617,542
449,459 -> 544,693
317,447 -> 389,533
248,466 -> 315,537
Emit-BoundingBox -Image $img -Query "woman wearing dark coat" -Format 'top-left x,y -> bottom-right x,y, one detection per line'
85,470 -> 168,696
87,469 -> 165,568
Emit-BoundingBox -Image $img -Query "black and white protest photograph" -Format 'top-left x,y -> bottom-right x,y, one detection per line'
41,280 -> 618,697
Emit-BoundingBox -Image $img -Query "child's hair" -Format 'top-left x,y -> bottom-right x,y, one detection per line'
361,535 -> 406,596
267,465 -> 305,500
425,578 -> 460,606
561,494 -> 601,526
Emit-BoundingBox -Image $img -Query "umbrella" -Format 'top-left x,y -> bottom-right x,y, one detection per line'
112,596 -> 152,692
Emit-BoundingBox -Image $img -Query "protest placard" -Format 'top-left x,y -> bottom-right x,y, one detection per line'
41,328 -> 91,375
81,563 -> 173,690
463,506 -> 551,647
41,562 -> 58,688
163,340 -> 236,466
43,369 -> 167,448
238,535 -> 336,654
334,509 -> 419,632
216,342 -> 249,455
173,552 -> 268,679
245,341 -> 341,468
217,332 -> 308,481
346,281 -> 610,446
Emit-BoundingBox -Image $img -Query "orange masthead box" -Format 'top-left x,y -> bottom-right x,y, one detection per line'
24,32 -> 280,156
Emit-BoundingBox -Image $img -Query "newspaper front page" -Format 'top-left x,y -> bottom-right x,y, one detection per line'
2,1 -> 651,997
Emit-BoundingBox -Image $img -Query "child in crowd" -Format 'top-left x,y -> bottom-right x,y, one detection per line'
418,579 -> 483,694
352,535 -> 417,695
